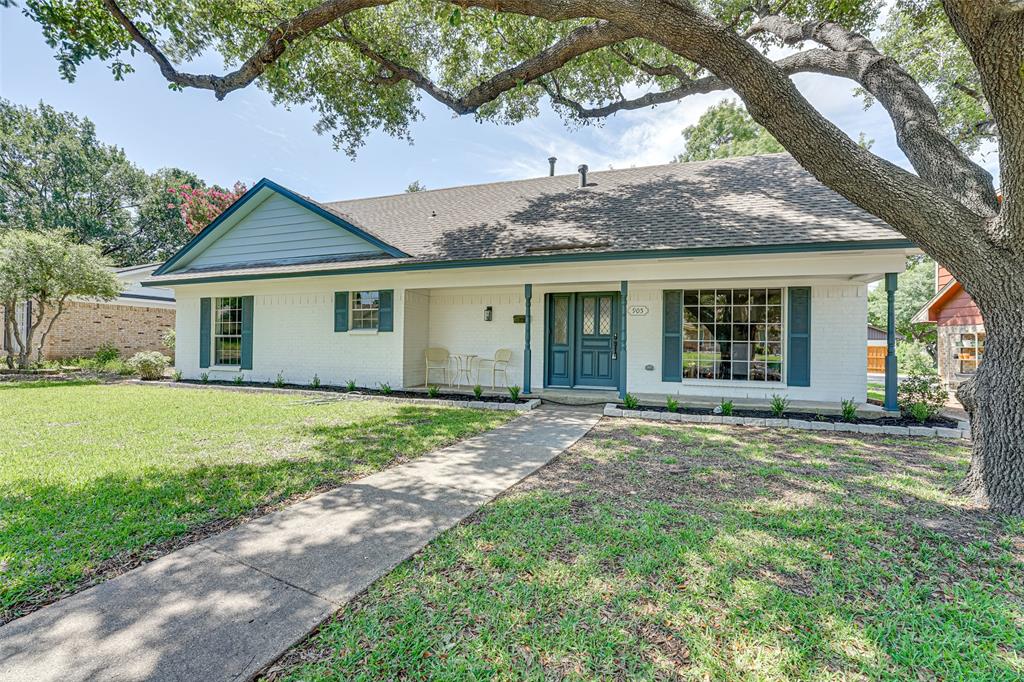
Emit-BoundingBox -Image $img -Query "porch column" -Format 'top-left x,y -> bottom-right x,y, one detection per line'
884,272 -> 899,412
523,284 -> 532,394
619,281 -> 628,400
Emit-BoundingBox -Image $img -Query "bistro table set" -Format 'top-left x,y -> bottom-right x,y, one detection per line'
424,348 -> 512,388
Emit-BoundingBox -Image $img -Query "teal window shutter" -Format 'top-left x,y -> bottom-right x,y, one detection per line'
199,297 -> 211,369
240,295 -> 254,370
662,290 -> 682,382
379,290 -> 394,332
334,292 -> 349,332
787,287 -> 811,387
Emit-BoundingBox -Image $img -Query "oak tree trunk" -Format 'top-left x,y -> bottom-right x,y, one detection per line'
955,282 -> 1024,514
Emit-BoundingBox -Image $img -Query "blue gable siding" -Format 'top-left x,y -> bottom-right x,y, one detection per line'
183,193 -> 385,271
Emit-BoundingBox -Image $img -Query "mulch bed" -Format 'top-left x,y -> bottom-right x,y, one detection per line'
616,403 -> 959,428
177,379 -> 529,403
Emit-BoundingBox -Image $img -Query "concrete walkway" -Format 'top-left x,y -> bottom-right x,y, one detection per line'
0,407 -> 599,682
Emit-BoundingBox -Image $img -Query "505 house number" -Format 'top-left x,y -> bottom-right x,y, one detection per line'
628,305 -> 650,316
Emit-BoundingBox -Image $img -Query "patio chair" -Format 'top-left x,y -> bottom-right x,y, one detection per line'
476,349 -> 512,388
425,347 -> 450,386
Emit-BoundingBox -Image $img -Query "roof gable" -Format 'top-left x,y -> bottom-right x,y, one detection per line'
154,179 -> 407,276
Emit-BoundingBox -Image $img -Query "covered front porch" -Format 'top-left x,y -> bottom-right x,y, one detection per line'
399,269 -> 904,413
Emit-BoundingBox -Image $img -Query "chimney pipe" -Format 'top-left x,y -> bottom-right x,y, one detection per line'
577,164 -> 588,188
548,156 -> 557,176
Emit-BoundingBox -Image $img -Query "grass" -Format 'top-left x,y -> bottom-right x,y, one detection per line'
868,381 -> 885,402
268,421 -> 1023,681
0,382 -> 511,622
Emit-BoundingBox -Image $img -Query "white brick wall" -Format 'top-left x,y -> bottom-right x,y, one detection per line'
620,283 -> 867,402
427,287 -> 525,387
402,290 -> 430,386
175,284 -> 406,388
170,253 -> 885,402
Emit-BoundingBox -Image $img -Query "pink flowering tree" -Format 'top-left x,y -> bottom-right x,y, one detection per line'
167,182 -> 247,234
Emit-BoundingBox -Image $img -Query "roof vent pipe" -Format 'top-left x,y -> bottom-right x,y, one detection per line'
577,164 -> 588,188
548,156 -> 557,176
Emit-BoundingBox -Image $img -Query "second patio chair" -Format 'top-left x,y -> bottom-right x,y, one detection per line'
476,349 -> 512,388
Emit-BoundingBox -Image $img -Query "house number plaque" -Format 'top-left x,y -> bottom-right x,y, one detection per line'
628,305 -> 649,316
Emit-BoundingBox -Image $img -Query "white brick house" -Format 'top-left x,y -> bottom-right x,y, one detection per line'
145,154 -> 914,406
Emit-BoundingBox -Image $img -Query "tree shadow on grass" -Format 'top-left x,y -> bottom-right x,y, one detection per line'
268,421 -> 1023,681
0,405 -> 504,624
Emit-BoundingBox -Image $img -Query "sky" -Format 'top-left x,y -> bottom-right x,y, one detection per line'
0,6 -> 999,204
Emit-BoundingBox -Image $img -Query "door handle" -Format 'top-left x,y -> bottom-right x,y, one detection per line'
612,334 -> 618,360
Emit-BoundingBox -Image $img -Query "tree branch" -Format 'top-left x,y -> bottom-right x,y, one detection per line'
544,49 -> 857,117
101,0 -> 391,99
333,20 -> 633,115
744,12 -> 999,217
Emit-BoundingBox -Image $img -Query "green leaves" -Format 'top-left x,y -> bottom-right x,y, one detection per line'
676,100 -> 784,162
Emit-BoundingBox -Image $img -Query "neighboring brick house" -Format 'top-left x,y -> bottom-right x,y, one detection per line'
2,263 -> 176,361
912,264 -> 985,387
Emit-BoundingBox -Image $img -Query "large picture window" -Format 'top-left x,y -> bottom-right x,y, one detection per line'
214,297 -> 242,365
956,332 -> 985,374
681,288 -> 784,382
351,291 -> 381,330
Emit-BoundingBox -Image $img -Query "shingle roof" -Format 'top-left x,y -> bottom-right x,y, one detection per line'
324,153 -> 902,261
147,154 -> 910,283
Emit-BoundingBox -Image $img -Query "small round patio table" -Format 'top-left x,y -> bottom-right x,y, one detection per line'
450,353 -> 478,387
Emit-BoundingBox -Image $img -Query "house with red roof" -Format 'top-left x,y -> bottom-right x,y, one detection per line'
912,264 -> 985,386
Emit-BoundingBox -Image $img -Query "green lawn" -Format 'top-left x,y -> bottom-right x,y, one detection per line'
269,421 -> 1023,681
0,382 -> 511,623
868,381 -> 885,402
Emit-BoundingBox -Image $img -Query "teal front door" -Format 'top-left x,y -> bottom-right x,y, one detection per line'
545,292 -> 620,389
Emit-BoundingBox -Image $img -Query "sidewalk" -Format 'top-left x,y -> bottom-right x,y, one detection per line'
0,407 -> 600,682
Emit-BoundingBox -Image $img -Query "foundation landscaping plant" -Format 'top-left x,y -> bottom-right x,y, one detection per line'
265,420 -> 1022,680
613,397 -> 959,429
0,382 -> 512,624
176,375 -> 533,404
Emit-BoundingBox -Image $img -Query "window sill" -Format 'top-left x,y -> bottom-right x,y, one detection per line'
210,365 -> 242,371
348,328 -> 379,336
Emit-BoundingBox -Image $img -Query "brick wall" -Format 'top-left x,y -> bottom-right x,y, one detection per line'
36,301 -> 175,360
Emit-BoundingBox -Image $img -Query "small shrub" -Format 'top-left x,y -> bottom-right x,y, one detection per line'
622,393 -> 640,410
274,372 -> 285,388
720,399 -> 734,416
172,369 -> 183,382
126,351 -> 170,380
666,396 -> 679,413
161,329 -> 176,351
310,374 -> 321,389
234,374 -> 244,385
840,398 -> 858,422
508,385 -> 521,402
769,393 -> 789,418
346,379 -> 357,391
94,343 -> 120,364
200,372 -> 209,383
427,384 -> 440,398
898,370 -> 947,421
473,384 -> 483,399
909,401 -> 933,424
379,382 -> 393,395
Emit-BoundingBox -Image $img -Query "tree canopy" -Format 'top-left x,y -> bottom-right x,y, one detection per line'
676,100 -> 783,162
0,99 -> 243,265
15,0 -> 1024,511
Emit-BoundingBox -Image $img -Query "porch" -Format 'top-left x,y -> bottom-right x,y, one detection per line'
398,272 -> 903,413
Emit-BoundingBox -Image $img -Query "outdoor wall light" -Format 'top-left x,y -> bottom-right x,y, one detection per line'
484,305 -> 493,321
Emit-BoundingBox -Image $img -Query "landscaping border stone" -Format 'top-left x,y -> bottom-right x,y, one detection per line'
129,379 -> 541,413
603,404 -> 971,439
